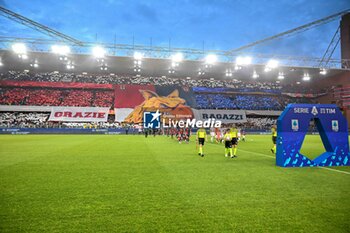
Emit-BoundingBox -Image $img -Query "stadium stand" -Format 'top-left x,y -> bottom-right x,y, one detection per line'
0,111 -> 276,130
0,71 -> 315,93
0,88 -> 114,107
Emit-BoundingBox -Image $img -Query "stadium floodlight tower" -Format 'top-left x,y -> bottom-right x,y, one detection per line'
12,43 -> 28,59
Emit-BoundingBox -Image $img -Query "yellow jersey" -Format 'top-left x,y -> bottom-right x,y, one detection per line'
224,133 -> 231,141
230,128 -> 238,138
272,127 -> 277,137
197,129 -> 206,139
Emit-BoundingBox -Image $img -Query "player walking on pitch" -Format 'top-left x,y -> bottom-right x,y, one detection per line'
271,124 -> 277,154
230,125 -> 238,158
196,127 -> 207,157
223,129 -> 233,157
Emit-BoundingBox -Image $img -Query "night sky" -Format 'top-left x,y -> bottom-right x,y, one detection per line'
0,0 -> 349,59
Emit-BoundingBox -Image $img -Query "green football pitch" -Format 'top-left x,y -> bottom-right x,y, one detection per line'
0,134 -> 349,232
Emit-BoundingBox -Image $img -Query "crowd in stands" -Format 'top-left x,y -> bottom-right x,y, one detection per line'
0,112 -> 49,128
243,117 -> 277,130
195,94 -> 238,109
194,93 -> 314,110
0,88 -> 114,107
0,112 -> 277,131
1,71 -> 315,93
0,71 -> 320,110
0,112 -> 120,128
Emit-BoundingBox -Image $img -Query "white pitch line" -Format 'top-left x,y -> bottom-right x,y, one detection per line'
317,166 -> 350,175
239,149 -> 350,175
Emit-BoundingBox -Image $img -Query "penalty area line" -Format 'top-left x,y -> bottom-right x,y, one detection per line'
239,149 -> 350,175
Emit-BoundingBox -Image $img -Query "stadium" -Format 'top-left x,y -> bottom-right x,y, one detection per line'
0,1 -> 349,232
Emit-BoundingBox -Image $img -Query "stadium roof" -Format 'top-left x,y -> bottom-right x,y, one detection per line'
0,50 -> 345,84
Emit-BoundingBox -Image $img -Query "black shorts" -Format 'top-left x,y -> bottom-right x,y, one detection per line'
231,138 -> 238,145
272,136 -> 277,144
225,141 -> 232,148
198,138 -> 205,145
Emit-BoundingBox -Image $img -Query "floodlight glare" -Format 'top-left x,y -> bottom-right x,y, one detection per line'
92,46 -> 106,58
264,67 -> 271,72
266,59 -> 279,69
252,71 -> 259,79
51,45 -> 70,55
12,43 -> 27,54
205,54 -> 217,64
234,65 -> 242,70
134,52 -> 144,60
320,68 -> 327,75
236,56 -> 252,66
302,73 -> 311,81
171,53 -> 183,63
277,72 -> 285,80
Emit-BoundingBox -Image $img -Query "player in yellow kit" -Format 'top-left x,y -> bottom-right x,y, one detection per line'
271,124 -> 277,154
230,125 -> 238,158
196,127 -> 207,157
223,129 -> 233,158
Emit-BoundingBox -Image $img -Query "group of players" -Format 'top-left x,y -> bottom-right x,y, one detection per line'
196,125 -> 243,157
165,124 -> 277,158
196,125 -> 277,158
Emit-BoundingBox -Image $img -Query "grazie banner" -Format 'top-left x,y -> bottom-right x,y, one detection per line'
193,109 -> 247,123
48,107 -> 110,122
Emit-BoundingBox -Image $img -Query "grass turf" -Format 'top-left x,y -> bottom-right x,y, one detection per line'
0,134 -> 349,232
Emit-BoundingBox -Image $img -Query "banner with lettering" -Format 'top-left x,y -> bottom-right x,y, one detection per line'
48,107 -> 110,122
193,109 -> 247,123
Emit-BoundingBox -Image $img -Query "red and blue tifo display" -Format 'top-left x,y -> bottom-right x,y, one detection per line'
276,104 -> 350,167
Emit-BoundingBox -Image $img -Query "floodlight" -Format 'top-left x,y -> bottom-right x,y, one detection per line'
171,53 -> 183,63
21,54 -> 28,60
277,72 -> 284,80
264,67 -> 271,72
66,64 -> 74,70
234,65 -> 242,70
51,45 -> 70,55
266,59 -> 279,69
252,71 -> 259,79
134,60 -> 142,66
320,68 -> 327,75
92,46 -> 106,58
205,54 -> 217,64
12,43 -> 27,54
302,73 -> 310,81
134,52 -> 144,60
236,56 -> 252,66
225,69 -> 232,77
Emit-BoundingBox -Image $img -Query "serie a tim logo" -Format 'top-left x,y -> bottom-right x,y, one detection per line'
143,110 -> 161,129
